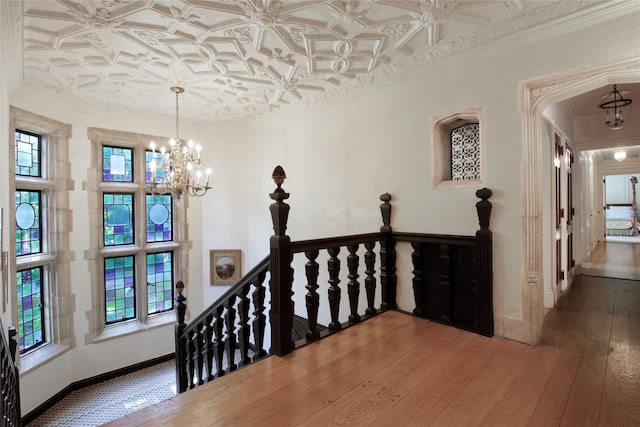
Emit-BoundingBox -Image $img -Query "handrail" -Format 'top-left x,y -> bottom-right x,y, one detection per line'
1,323 -> 21,426
174,255 -> 271,393
393,232 -> 476,246
174,167 -> 493,394
183,255 -> 270,329
290,233 -> 382,253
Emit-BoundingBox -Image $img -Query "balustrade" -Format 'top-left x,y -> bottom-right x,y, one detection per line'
175,165 -> 493,393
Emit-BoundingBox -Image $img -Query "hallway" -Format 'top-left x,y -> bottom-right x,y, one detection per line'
580,240 -> 640,281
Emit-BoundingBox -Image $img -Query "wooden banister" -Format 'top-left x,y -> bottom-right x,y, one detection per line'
1,324 -> 22,426
174,165 -> 493,393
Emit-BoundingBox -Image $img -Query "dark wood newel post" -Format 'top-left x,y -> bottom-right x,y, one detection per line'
269,166 -> 295,356
174,280 -> 188,393
475,188 -> 494,337
379,193 -> 397,310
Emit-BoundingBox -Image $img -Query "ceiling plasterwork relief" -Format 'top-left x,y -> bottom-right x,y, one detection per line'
19,0 -> 602,122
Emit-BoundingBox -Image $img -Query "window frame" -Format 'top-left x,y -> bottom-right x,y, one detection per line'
432,108 -> 484,188
9,108 -> 73,369
87,128 -> 188,342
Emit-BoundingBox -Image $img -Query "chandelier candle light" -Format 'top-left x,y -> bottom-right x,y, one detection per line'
148,87 -> 211,199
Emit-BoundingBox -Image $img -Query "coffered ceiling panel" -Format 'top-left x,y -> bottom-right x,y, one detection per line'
16,0 -> 611,121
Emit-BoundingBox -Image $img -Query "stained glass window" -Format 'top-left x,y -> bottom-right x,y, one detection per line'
103,193 -> 134,246
104,256 -> 136,324
451,123 -> 480,181
103,146 -> 133,182
15,190 -> 42,256
17,267 -> 44,353
147,252 -> 174,315
146,195 -> 172,242
146,150 -> 166,184
15,130 -> 41,177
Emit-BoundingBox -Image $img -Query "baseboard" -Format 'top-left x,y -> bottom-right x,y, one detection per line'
22,353 -> 174,425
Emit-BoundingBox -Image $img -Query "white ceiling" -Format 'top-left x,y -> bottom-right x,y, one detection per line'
13,0 -> 628,123
9,0 -> 640,162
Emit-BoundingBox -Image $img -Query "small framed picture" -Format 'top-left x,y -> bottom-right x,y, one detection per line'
210,249 -> 241,285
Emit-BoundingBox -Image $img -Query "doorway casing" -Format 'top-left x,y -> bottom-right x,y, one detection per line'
518,57 -> 640,344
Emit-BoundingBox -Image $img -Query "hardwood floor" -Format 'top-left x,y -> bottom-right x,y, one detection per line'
581,240 -> 640,280
105,273 -> 640,427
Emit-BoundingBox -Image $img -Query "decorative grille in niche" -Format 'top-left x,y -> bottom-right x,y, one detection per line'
450,123 -> 480,181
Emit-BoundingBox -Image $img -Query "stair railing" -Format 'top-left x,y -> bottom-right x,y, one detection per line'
174,256 -> 270,393
1,323 -> 21,426
175,165 -> 493,392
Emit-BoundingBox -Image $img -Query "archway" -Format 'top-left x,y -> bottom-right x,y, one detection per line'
520,58 -> 640,344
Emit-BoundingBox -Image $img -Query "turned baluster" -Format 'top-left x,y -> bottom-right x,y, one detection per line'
251,271 -> 268,361
187,329 -> 196,389
327,246 -> 342,331
225,296 -> 238,372
304,250 -> 320,339
411,242 -> 424,316
213,306 -> 225,377
364,241 -> 377,315
195,323 -> 205,385
439,244 -> 451,322
174,281 -> 188,393
205,314 -> 214,381
238,284 -> 252,367
347,244 -> 361,323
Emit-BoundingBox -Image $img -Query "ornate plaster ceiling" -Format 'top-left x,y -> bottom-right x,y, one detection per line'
15,0 -> 618,121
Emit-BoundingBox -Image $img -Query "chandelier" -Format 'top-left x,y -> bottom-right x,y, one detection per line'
148,87 -> 211,199
598,84 -> 633,130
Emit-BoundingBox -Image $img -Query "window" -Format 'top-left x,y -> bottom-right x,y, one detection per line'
87,128 -> 186,339
432,109 -> 483,187
17,267 -> 44,352
14,132 -> 47,354
450,122 -> 480,181
10,108 -> 73,364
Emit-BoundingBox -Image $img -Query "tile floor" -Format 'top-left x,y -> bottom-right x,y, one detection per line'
27,360 -> 176,426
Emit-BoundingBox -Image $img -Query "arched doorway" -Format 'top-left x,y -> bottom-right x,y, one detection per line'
520,58 -> 640,344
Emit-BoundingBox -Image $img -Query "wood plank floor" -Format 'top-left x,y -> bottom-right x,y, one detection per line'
581,240 -> 640,280
105,274 -> 640,427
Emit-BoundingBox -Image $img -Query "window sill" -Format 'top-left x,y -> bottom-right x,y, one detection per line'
19,343 -> 71,375
92,311 -> 175,344
434,179 -> 483,189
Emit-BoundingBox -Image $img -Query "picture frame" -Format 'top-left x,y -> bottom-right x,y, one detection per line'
210,249 -> 241,285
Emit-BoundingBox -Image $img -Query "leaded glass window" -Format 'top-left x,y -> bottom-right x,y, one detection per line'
104,256 -> 136,324
146,252 -> 174,315
15,190 -> 42,256
146,195 -> 172,242
146,150 -> 165,184
103,193 -> 134,246
15,130 -> 41,177
451,123 -> 480,181
92,128 -> 182,331
17,267 -> 44,353
103,146 -> 133,182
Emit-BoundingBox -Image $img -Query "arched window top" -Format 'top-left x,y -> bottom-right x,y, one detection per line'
432,109 -> 483,187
